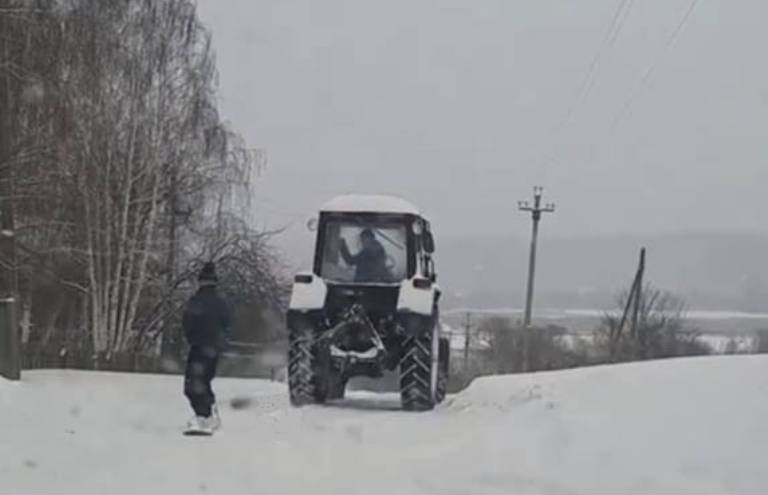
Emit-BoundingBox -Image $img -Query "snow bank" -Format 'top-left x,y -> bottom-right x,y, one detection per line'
445,356 -> 768,494
2,357 -> 767,495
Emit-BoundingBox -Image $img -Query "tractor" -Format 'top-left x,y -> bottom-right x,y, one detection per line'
286,195 -> 449,411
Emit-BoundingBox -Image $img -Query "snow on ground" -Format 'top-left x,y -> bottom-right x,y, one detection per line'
699,334 -> 755,354
2,356 -> 768,495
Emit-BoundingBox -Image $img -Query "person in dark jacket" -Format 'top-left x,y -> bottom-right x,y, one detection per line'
340,228 -> 390,283
182,262 -> 231,431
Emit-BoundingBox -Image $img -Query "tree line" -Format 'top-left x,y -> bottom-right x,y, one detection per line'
449,285 -> 714,390
0,0 -> 287,367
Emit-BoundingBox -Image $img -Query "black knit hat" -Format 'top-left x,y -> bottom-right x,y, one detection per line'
198,261 -> 218,285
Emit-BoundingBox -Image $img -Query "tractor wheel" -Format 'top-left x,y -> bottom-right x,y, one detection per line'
399,331 -> 437,411
435,337 -> 450,404
288,326 -> 316,406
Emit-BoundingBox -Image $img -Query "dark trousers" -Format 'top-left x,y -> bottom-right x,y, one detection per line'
184,345 -> 220,417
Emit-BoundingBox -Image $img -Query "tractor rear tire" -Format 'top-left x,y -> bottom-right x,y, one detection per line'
288,326 -> 316,406
435,337 -> 450,404
399,332 -> 436,411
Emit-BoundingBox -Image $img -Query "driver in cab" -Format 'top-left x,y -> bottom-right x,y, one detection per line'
340,228 -> 389,283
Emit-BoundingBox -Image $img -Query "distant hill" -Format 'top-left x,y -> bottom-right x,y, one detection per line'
272,228 -> 768,312
434,232 -> 768,312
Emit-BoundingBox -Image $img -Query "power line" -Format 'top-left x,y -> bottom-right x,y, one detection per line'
607,0 -> 700,133
606,0 -> 635,47
538,0 -> 635,172
557,0 -> 635,134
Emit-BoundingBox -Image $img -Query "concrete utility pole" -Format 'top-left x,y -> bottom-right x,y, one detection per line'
0,14 -> 20,381
517,186 -> 554,373
518,186 -> 555,327
463,312 -> 471,371
612,247 -> 646,361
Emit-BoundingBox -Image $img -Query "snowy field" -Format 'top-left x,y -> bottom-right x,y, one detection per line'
442,308 -> 768,335
2,356 -> 768,495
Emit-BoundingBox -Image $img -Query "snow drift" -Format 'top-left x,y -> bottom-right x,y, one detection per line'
2,356 -> 767,495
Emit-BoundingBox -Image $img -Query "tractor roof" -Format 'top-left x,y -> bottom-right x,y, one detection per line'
320,194 -> 422,216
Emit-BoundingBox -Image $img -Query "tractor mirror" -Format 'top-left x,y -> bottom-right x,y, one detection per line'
427,258 -> 437,282
423,231 -> 435,253
306,217 -> 318,232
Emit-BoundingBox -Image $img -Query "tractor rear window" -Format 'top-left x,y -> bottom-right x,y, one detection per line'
320,220 -> 408,284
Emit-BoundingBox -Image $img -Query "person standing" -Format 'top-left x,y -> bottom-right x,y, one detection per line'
182,262 -> 231,434
340,228 -> 390,282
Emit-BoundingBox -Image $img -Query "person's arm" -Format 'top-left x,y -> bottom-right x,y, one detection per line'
339,238 -> 359,265
182,295 -> 203,345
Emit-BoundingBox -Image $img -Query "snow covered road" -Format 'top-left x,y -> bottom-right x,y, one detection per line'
2,356 -> 768,495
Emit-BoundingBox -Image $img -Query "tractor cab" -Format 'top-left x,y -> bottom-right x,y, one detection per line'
311,195 -> 436,286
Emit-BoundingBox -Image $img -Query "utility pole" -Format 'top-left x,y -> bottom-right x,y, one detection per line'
518,186 -> 555,327
612,247 -> 646,361
463,312 -> 471,371
518,186 -> 555,372
0,12 -> 20,381
630,248 -> 645,342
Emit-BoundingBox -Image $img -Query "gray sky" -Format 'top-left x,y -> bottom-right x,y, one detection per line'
197,0 -> 767,246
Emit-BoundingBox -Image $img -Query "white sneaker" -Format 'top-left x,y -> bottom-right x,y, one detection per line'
185,416 -> 213,434
186,416 -> 201,429
210,404 -> 222,431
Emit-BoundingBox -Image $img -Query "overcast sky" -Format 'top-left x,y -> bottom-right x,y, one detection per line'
196,0 -> 767,244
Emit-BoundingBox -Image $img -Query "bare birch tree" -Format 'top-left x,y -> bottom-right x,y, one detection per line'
3,0 -> 285,366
